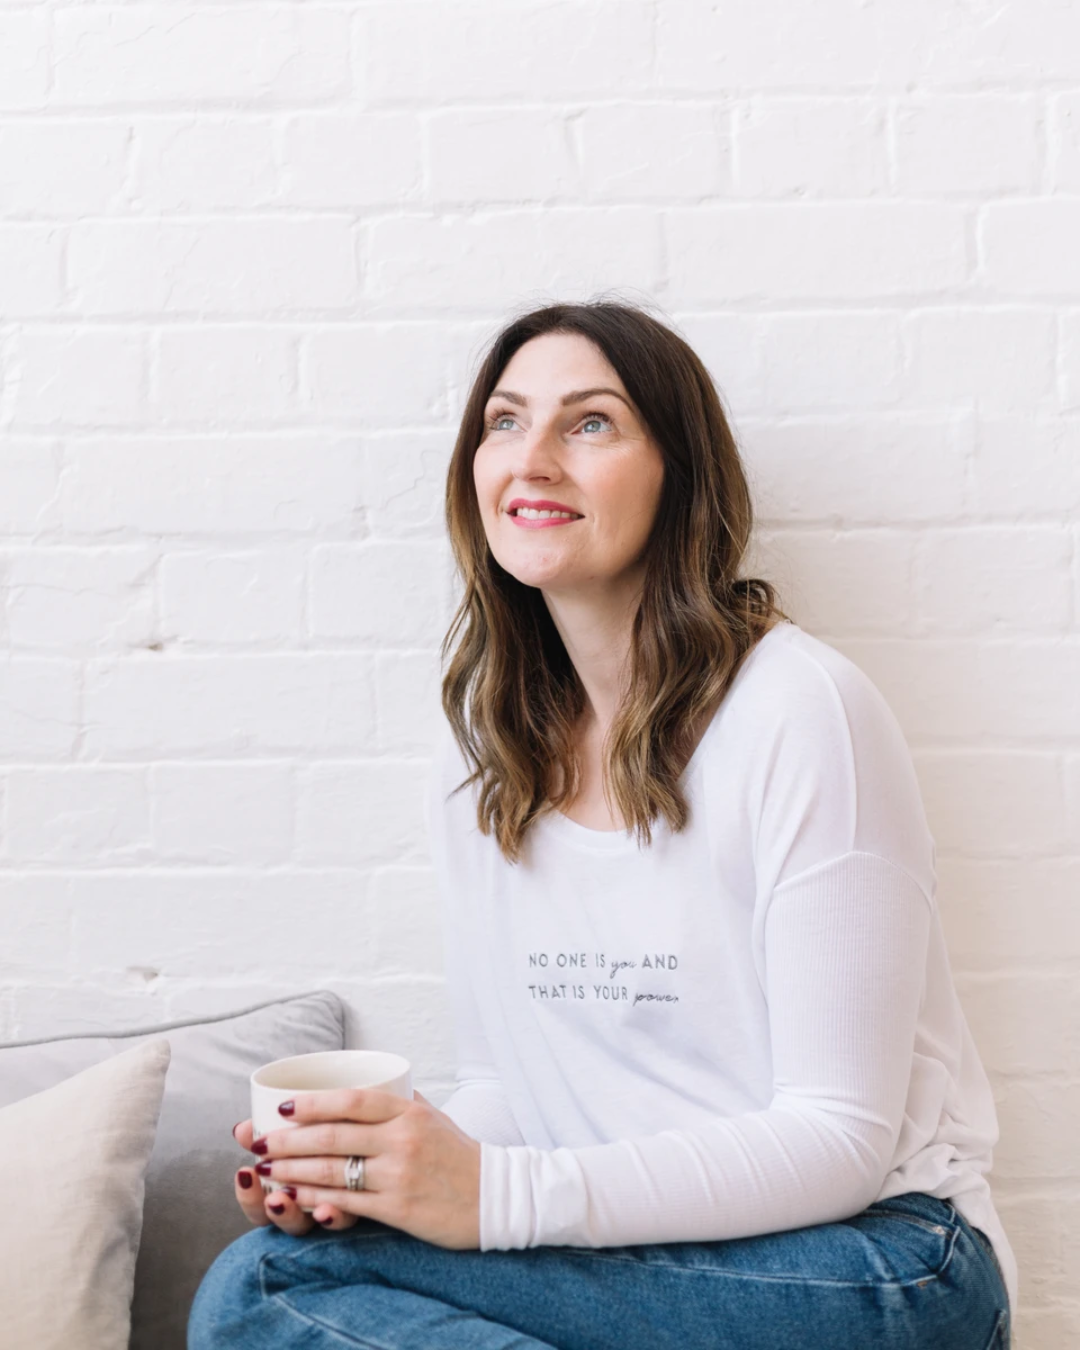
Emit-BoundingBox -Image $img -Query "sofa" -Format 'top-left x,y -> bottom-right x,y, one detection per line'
0,989 -> 348,1350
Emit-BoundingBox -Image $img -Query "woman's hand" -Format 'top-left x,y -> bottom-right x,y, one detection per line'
232,1089 -> 482,1249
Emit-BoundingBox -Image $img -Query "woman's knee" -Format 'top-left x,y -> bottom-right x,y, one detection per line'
188,1224 -> 283,1349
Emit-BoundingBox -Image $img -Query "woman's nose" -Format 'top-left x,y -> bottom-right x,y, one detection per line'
513,424 -> 562,477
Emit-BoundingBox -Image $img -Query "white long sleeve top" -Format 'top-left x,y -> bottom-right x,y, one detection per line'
425,620 -> 1017,1313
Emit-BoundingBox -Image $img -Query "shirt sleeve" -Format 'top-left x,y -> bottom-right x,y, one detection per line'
477,647 -> 938,1250
427,729 -> 526,1149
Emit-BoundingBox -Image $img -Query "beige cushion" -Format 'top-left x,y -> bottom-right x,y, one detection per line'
0,1038 -> 170,1350
0,989 -> 346,1350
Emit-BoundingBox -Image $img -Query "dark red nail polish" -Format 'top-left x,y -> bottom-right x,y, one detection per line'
268,1202 -> 286,1215
255,1161 -> 272,1177
237,1171 -> 253,1190
317,1215 -> 334,1225
278,1100 -> 295,1117
282,1187 -> 297,1200
252,1138 -> 268,1155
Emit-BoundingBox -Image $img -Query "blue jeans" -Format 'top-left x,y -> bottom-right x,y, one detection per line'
188,1191 -> 1010,1349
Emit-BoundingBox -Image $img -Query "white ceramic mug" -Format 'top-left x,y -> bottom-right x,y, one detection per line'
250,1050 -> 413,1208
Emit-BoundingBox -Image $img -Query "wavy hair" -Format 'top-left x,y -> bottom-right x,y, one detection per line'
439,297 -> 789,864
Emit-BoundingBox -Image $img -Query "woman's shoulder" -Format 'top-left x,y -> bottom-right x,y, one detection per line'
717,621 -> 935,892
729,620 -> 906,749
718,621 -> 925,818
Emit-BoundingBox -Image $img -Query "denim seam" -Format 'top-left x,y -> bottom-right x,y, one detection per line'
961,1216 -> 1008,1295
277,1298 -> 392,1350
554,1219 -> 961,1291
262,1226 -> 412,1274
983,1308 -> 1010,1350
257,1251 -> 393,1350
254,1230 -> 408,1280
863,1214 -> 952,1239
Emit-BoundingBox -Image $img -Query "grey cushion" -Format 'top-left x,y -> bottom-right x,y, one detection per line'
0,989 -> 346,1350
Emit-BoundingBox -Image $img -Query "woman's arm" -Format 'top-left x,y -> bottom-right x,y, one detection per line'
438,1077 -> 525,1148
478,849 -> 932,1249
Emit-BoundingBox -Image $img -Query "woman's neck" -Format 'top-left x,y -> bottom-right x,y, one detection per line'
540,577 -> 644,730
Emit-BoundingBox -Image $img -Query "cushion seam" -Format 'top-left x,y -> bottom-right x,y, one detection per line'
0,988 -> 342,1050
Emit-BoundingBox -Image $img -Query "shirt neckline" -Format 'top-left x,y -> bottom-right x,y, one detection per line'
537,621 -> 792,852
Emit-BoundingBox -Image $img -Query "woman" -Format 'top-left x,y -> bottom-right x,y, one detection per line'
189,300 -> 1015,1349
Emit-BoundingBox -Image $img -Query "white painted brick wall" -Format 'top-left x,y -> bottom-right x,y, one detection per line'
0,3 -> 1076,1341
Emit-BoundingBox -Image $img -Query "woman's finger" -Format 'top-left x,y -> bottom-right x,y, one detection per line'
233,1118 -> 255,1151
255,1153 -> 377,1192
310,1201 -> 359,1231
236,1118 -> 355,1231
287,1183 -> 391,1221
235,1167 -> 271,1227
263,1186 -> 316,1236
256,1154 -> 393,1232
271,1087 -> 410,1130
254,1119 -> 381,1163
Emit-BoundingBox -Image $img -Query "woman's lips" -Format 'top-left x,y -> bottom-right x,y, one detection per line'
507,513 -> 582,529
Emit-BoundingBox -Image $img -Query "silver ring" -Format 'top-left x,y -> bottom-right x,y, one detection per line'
343,1155 -> 366,1192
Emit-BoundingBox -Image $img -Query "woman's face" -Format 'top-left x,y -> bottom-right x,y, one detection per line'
472,332 -> 665,602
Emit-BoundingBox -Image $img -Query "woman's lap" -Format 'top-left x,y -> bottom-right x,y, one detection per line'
188,1191 -> 1009,1350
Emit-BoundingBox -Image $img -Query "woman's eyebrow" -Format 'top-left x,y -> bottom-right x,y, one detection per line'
487,386 -> 631,409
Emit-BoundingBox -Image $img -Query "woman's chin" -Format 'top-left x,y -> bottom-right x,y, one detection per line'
493,553 -> 577,591
508,570 -> 572,592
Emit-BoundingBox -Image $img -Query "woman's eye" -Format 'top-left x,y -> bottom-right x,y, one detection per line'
485,410 -> 613,434
580,414 -> 612,433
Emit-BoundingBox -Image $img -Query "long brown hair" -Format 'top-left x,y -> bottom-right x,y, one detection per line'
439,297 -> 789,864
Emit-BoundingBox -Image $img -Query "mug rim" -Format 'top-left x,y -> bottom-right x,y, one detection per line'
251,1049 -> 411,1090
